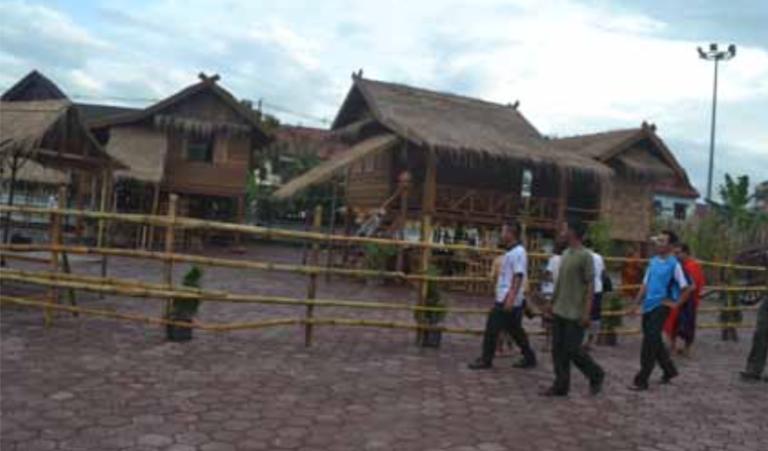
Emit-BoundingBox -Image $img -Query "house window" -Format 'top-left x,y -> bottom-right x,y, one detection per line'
673,203 -> 688,221
186,136 -> 214,163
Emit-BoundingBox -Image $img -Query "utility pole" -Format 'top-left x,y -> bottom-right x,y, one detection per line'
698,43 -> 736,201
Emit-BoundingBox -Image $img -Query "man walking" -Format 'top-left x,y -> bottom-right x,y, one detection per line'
469,221 -> 537,370
740,286 -> 768,382
629,230 -> 691,391
541,223 -> 605,397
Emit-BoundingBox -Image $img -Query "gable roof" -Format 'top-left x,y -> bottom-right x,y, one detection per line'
332,76 -> 610,176
88,74 -> 270,145
552,124 -> 698,197
0,100 -> 123,171
1,70 -> 68,102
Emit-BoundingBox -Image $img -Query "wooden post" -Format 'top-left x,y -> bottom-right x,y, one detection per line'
235,195 -> 245,246
395,173 -> 411,273
305,204 -> 323,346
146,183 -> 161,249
1,154 -> 20,266
163,194 -> 178,322
417,150 -> 437,344
325,179 -> 340,280
74,171 -> 85,241
555,169 -> 568,234
44,184 -> 67,327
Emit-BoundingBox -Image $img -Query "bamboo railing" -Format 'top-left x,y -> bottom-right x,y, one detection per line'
0,204 -> 765,344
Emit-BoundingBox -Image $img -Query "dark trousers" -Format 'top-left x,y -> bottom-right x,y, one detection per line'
551,314 -> 604,394
481,304 -> 536,365
746,300 -> 768,376
635,306 -> 677,385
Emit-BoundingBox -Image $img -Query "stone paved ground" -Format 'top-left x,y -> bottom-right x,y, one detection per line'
2,244 -> 767,451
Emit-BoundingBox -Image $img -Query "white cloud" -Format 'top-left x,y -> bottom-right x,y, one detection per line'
0,0 -> 766,188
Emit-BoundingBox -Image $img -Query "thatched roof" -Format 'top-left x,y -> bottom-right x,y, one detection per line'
106,125 -> 168,183
0,100 -> 122,171
1,70 -> 67,102
332,76 -> 611,175
273,134 -> 399,199
89,73 -> 270,146
552,123 -> 697,196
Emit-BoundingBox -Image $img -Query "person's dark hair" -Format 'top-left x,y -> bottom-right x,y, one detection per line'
503,221 -> 522,239
661,229 -> 679,245
553,240 -> 567,255
568,222 -> 588,241
677,242 -> 691,255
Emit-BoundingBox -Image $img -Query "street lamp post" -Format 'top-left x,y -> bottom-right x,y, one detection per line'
698,43 -> 736,202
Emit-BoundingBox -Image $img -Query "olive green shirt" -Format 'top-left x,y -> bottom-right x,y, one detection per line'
552,247 -> 595,321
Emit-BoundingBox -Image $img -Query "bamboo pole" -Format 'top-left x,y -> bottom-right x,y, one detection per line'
417,150 -> 437,345
163,194 -> 178,323
5,266 -> 761,316
1,204 -> 766,272
0,243 -> 491,284
44,184 -> 66,327
0,268 -> 491,315
306,205 -> 322,346
1,295 -> 211,330
146,183 -> 161,249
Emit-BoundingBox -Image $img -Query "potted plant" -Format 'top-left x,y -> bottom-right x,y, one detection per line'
600,293 -> 623,346
415,269 -> 448,348
363,243 -> 398,285
166,266 -> 204,342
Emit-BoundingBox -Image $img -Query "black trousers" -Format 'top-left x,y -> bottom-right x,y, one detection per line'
481,304 -> 536,365
635,306 -> 677,385
746,300 -> 768,376
551,315 -> 604,394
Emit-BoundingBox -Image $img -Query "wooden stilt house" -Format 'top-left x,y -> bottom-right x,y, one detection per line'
275,74 -> 611,249
87,73 -> 270,245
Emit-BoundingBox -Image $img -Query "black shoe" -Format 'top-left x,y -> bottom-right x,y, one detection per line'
628,382 -> 649,392
661,370 -> 679,385
590,374 -> 605,396
539,387 -> 568,397
512,358 -> 537,369
740,371 -> 762,382
468,359 -> 492,370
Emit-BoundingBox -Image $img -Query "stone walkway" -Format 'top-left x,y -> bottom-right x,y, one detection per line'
2,246 -> 767,451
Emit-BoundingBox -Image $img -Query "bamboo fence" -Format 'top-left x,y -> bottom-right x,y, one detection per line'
0,204 -> 765,343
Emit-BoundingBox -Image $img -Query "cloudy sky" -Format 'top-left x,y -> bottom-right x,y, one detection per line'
1,0 -> 766,195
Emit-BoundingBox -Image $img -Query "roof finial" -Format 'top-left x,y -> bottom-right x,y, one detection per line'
198,72 -> 221,84
512,100 -> 520,109
641,121 -> 657,132
352,69 -> 364,79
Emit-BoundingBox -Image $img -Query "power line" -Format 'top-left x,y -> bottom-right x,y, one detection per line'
0,85 -> 332,126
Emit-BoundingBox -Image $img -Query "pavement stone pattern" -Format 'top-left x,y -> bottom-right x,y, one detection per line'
2,243 -> 767,451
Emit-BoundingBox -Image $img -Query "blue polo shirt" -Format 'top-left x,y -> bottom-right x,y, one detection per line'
642,255 -> 689,314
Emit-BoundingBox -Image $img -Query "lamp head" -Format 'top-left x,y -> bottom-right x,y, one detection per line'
697,46 -> 706,59
710,43 -> 718,52
728,44 -> 737,57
